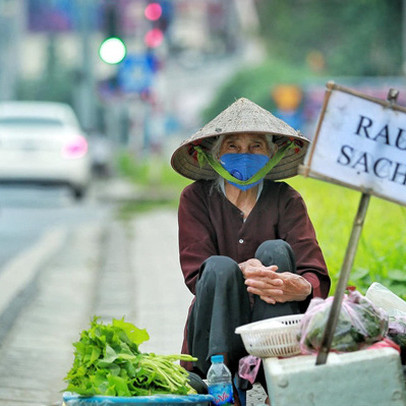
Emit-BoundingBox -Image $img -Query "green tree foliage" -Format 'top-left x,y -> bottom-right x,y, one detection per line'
203,1 -> 403,125
256,0 -> 402,76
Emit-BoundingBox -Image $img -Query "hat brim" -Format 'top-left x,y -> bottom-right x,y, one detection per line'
171,132 -> 309,181
170,97 -> 310,181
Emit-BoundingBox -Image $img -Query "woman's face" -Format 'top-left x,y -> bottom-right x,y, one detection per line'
219,133 -> 270,156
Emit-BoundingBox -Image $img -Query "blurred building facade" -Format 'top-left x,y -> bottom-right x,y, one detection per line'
4,0 -> 240,94
4,0 -> 403,161
0,0 -> 24,101
0,0 -> 248,158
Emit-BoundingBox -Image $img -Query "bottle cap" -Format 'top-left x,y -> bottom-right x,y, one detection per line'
211,355 -> 224,363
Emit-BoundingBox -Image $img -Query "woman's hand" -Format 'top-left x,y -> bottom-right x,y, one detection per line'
240,259 -> 312,304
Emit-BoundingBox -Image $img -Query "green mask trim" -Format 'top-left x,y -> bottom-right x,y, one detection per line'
194,141 -> 295,186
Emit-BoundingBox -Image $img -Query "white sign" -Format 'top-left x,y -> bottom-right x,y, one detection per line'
301,83 -> 406,206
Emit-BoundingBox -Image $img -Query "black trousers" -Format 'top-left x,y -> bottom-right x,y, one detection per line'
187,239 -> 301,377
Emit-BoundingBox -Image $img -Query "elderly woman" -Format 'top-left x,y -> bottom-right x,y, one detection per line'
171,98 -> 330,402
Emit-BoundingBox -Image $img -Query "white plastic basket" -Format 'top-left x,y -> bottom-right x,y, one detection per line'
235,314 -> 304,358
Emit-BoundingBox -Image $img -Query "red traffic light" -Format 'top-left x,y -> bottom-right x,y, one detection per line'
144,3 -> 162,21
144,28 -> 164,48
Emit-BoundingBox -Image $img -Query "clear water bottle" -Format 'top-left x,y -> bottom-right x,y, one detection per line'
207,354 -> 234,405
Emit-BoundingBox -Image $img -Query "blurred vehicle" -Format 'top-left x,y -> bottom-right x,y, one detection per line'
0,101 -> 91,199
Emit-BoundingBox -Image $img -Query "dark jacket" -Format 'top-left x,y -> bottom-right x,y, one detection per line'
178,179 -> 330,356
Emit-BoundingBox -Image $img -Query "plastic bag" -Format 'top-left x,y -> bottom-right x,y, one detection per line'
299,290 -> 388,354
366,338 -> 400,352
387,313 -> 406,347
363,283 -> 406,350
365,282 -> 406,316
238,355 -> 261,385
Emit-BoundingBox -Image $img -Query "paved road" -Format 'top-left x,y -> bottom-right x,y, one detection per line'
0,185 -> 111,269
0,222 -> 102,405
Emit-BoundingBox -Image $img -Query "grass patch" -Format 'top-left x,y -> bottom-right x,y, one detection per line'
115,153 -> 191,219
117,198 -> 179,222
117,152 -> 191,193
286,177 -> 406,299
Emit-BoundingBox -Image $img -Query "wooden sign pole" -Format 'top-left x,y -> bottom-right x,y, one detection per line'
315,88 -> 399,366
315,192 -> 370,365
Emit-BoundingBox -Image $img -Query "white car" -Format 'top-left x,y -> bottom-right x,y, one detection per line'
0,101 -> 91,199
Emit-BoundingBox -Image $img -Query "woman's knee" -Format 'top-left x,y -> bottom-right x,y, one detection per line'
199,255 -> 241,283
255,240 -> 296,272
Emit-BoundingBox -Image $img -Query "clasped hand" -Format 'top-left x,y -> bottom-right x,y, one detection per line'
240,259 -> 312,305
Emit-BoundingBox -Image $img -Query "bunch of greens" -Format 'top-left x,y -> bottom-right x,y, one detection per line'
299,290 -> 388,353
64,317 -> 197,397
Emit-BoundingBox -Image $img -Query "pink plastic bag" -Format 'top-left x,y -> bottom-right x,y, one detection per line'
238,355 -> 261,385
299,290 -> 388,354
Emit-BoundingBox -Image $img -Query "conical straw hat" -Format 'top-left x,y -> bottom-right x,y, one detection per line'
171,97 -> 310,181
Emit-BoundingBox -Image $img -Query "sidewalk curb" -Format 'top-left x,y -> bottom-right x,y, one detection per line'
0,227 -> 68,346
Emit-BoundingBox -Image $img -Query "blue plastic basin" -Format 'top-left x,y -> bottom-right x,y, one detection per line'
62,392 -> 214,405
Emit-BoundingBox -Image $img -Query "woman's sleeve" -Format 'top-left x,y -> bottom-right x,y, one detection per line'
277,183 -> 331,299
178,183 -> 218,294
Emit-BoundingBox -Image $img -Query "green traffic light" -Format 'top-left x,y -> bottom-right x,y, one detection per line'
99,37 -> 126,64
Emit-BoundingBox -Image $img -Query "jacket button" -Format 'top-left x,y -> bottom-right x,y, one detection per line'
239,239 -> 244,244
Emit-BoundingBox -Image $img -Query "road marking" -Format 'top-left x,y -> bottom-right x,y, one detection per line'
0,227 -> 67,315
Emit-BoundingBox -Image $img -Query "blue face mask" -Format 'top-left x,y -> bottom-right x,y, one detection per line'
219,153 -> 270,191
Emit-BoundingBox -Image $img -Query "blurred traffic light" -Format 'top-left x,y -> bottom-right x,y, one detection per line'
99,3 -> 127,64
144,28 -> 164,48
99,37 -> 126,64
144,3 -> 162,21
143,1 -> 173,48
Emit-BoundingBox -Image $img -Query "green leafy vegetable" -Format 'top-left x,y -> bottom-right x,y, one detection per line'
64,316 -> 197,397
299,290 -> 388,353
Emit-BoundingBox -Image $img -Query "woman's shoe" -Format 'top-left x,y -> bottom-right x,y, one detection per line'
187,371 -> 208,394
